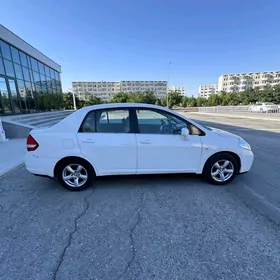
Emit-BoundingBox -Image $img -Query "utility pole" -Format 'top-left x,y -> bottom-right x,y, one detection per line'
167,62 -> 171,108
69,88 -> 77,111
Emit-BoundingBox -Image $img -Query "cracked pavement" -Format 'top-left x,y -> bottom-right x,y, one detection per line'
1,117 -> 280,280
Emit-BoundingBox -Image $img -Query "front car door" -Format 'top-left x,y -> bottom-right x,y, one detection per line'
77,108 -> 137,176
133,108 -> 203,174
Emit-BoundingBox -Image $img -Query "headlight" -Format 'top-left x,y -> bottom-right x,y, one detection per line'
238,138 -> 251,151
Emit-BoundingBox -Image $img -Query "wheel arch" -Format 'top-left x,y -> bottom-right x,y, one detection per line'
53,156 -> 97,178
202,151 -> 241,174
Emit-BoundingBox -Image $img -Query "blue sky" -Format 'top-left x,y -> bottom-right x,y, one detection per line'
1,0 -> 280,96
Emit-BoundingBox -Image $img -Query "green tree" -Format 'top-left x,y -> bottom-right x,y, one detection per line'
163,90 -> 183,108
155,99 -> 162,106
63,92 -> 80,110
196,97 -> 207,107
188,97 -> 197,107
84,94 -> 102,106
109,92 -> 128,103
141,91 -> 157,104
207,94 -> 221,106
127,92 -> 145,103
181,96 -> 189,107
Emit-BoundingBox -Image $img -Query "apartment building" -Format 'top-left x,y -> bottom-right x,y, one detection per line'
72,80 -> 168,101
72,81 -> 121,102
168,86 -> 186,95
218,71 -> 280,93
198,84 -> 218,98
120,81 -> 167,98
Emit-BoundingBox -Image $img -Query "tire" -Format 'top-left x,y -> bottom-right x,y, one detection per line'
203,153 -> 239,185
56,158 -> 95,191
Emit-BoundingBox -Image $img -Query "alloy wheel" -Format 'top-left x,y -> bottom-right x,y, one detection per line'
211,160 -> 234,183
62,164 -> 88,188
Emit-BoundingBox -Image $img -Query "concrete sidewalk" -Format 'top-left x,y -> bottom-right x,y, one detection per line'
0,138 -> 26,177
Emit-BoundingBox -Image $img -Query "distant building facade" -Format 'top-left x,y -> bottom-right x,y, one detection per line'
72,80 -> 168,101
0,24 -> 62,115
198,84 -> 218,98
218,71 -> 280,93
168,86 -> 186,95
72,81 -> 121,102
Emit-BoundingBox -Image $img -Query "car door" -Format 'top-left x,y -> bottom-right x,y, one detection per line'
77,108 -> 137,176
133,108 -> 203,174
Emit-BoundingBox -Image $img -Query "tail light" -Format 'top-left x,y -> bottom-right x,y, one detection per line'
27,135 -> 39,151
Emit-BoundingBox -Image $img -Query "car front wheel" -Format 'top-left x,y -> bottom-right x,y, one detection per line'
56,159 -> 95,191
203,153 -> 238,185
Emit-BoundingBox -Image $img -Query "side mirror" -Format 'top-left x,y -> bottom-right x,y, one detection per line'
181,127 -> 189,139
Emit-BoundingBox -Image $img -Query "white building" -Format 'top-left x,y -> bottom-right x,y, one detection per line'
218,71 -> 280,93
168,86 -> 186,95
72,80 -> 168,101
72,81 -> 121,102
120,81 -> 167,98
198,84 -> 218,98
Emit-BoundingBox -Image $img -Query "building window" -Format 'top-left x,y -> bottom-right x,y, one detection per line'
44,65 -> 51,77
0,40 -> 12,60
0,58 -> 5,75
40,74 -> 46,83
10,46 -> 21,64
8,79 -> 21,113
30,57 -> 39,72
3,59 -> 15,77
38,62 -> 45,75
14,63 -> 24,80
32,71 -> 40,83
19,51 -> 28,67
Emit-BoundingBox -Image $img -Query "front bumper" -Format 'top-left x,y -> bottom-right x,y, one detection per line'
239,149 -> 254,173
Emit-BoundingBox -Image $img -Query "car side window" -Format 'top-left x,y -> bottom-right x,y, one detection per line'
79,111 -> 96,132
80,109 -> 130,133
135,109 -> 202,135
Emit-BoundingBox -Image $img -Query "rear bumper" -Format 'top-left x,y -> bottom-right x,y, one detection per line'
25,153 -> 58,178
239,150 -> 254,173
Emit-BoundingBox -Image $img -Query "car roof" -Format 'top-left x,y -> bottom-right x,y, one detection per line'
80,103 -> 164,110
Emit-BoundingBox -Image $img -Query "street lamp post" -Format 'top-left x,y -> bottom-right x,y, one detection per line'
72,91 -> 77,111
167,62 -> 171,108
68,88 -> 77,111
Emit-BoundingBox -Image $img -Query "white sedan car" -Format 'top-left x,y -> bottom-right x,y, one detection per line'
25,103 -> 254,191
248,102 -> 279,113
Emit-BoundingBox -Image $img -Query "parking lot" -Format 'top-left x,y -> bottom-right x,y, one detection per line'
1,115 -> 280,280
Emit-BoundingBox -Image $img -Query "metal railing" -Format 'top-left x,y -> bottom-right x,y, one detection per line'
197,106 -> 280,119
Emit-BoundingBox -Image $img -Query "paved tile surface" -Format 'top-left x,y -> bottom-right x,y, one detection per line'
0,138 -> 26,176
1,116 -> 280,280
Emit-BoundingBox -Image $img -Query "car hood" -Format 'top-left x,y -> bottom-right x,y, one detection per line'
210,127 -> 240,139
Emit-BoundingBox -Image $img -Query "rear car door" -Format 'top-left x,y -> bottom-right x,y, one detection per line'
133,108 -> 203,174
77,108 -> 137,175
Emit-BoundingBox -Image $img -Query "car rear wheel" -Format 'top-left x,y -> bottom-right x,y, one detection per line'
203,153 -> 238,185
56,159 -> 95,191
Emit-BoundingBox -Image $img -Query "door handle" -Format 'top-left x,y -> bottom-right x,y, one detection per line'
140,140 -> 151,144
82,139 -> 95,143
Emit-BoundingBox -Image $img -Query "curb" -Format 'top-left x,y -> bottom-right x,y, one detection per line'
189,112 -> 280,122
0,162 -> 24,178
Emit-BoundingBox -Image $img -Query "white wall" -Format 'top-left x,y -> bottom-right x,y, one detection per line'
0,24 -> 61,72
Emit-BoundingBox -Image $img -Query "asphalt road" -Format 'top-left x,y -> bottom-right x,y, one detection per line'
1,115 -> 280,280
